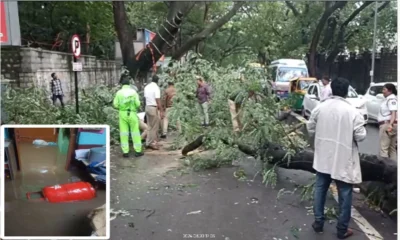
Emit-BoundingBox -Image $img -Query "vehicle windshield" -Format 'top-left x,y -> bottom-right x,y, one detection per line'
347,87 -> 358,98
298,80 -> 313,90
277,67 -> 308,82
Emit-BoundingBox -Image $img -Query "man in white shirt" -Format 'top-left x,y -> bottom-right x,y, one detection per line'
144,75 -> 163,150
377,83 -> 398,160
307,77 -> 366,239
320,76 -> 332,101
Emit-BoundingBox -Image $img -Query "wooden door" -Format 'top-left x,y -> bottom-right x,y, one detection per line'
14,128 -> 58,170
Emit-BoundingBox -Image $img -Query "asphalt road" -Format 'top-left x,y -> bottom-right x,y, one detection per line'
358,124 -> 380,155
110,126 -> 397,240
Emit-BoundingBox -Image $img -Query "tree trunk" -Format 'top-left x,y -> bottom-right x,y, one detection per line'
182,135 -> 397,187
112,2 -> 136,74
325,1 -> 374,67
308,2 -> 347,77
113,2 -> 194,78
171,2 -> 245,60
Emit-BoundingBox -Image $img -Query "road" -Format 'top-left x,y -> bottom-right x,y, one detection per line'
358,124 -> 380,155
110,125 -> 396,240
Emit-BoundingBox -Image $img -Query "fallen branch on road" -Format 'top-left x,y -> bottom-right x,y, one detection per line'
182,134 -> 397,186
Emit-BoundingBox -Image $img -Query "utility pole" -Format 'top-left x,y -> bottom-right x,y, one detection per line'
370,1 -> 379,84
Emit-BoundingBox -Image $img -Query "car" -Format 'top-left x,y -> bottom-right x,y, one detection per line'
364,82 -> 397,122
302,83 -> 368,123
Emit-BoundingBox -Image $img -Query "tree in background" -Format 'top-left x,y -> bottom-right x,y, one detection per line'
18,1 -> 397,76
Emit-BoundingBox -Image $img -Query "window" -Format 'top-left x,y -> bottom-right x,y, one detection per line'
347,87 -> 358,98
369,86 -> 384,96
276,67 -> 308,82
313,85 -> 320,97
308,86 -> 315,94
299,80 -> 313,90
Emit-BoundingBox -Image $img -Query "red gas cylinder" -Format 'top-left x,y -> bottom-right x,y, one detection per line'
26,181 -> 96,203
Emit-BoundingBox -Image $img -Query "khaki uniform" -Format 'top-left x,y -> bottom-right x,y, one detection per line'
377,94 -> 398,161
162,86 -> 181,134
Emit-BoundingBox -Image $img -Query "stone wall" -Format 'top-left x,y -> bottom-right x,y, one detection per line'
1,47 -> 121,102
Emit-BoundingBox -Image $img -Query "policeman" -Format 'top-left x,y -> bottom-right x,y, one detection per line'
113,75 -> 144,158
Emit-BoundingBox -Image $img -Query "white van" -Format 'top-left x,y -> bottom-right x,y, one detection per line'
268,59 -> 309,99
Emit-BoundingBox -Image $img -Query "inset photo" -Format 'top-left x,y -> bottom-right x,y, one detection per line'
1,125 -> 110,239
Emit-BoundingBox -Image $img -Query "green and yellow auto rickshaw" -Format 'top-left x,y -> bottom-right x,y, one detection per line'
289,77 -> 318,112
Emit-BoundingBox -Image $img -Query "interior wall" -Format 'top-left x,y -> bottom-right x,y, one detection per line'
77,130 -> 106,145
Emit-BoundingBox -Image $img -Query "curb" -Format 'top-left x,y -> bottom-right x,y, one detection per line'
289,111 -> 308,124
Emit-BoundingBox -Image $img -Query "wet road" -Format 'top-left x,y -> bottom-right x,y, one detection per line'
358,124 -> 380,155
110,128 -> 397,240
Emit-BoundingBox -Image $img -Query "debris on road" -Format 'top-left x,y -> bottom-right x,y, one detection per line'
250,197 -> 259,204
110,209 -> 133,221
187,210 -> 202,215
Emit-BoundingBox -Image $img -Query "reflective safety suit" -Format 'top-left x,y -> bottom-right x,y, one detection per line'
113,85 -> 142,154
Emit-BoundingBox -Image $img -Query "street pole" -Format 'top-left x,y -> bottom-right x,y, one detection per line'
370,1 -> 378,84
74,56 -> 79,114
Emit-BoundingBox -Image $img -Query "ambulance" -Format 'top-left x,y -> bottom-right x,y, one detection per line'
268,59 -> 309,100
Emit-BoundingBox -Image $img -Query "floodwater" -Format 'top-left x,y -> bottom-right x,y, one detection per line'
4,143 -> 106,237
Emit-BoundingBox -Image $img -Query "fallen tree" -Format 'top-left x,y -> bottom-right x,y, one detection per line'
182,134 -> 397,186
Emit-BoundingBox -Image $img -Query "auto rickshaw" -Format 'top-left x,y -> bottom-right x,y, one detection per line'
289,77 -> 318,112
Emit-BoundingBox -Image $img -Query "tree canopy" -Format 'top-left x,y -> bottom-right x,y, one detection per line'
18,1 -> 397,74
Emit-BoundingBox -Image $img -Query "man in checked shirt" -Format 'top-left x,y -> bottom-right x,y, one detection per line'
50,72 -> 65,107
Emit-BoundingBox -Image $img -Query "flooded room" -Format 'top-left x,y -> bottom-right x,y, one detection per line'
3,126 -> 109,237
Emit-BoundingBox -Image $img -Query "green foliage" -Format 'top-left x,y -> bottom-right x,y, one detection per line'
262,163 -> 278,189
2,85 -> 121,143
18,1 -> 396,62
300,178 -> 316,202
19,1 -> 115,58
126,2 -> 168,31
162,55 -> 301,153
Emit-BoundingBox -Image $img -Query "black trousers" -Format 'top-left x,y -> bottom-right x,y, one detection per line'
52,94 -> 65,107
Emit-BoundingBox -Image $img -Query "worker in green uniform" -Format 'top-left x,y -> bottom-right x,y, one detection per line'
113,75 -> 144,158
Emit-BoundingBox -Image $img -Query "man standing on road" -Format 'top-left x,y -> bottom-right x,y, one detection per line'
50,73 -> 65,107
320,76 -> 332,101
161,82 -> 181,138
228,80 -> 259,132
196,75 -> 212,127
378,83 -> 398,160
307,77 -> 366,239
113,75 -> 143,158
144,75 -> 163,150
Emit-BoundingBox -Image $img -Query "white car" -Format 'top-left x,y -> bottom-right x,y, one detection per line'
364,82 -> 397,122
302,83 -> 368,123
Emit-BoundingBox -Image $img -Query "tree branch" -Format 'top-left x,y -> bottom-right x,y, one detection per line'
327,1 -> 388,64
172,2 -> 246,60
308,1 -> 347,77
285,1 -> 300,17
343,1 -> 374,27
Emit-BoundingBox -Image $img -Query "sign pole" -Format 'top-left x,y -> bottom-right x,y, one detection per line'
74,56 -> 79,114
370,1 -> 378,84
71,34 -> 81,114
